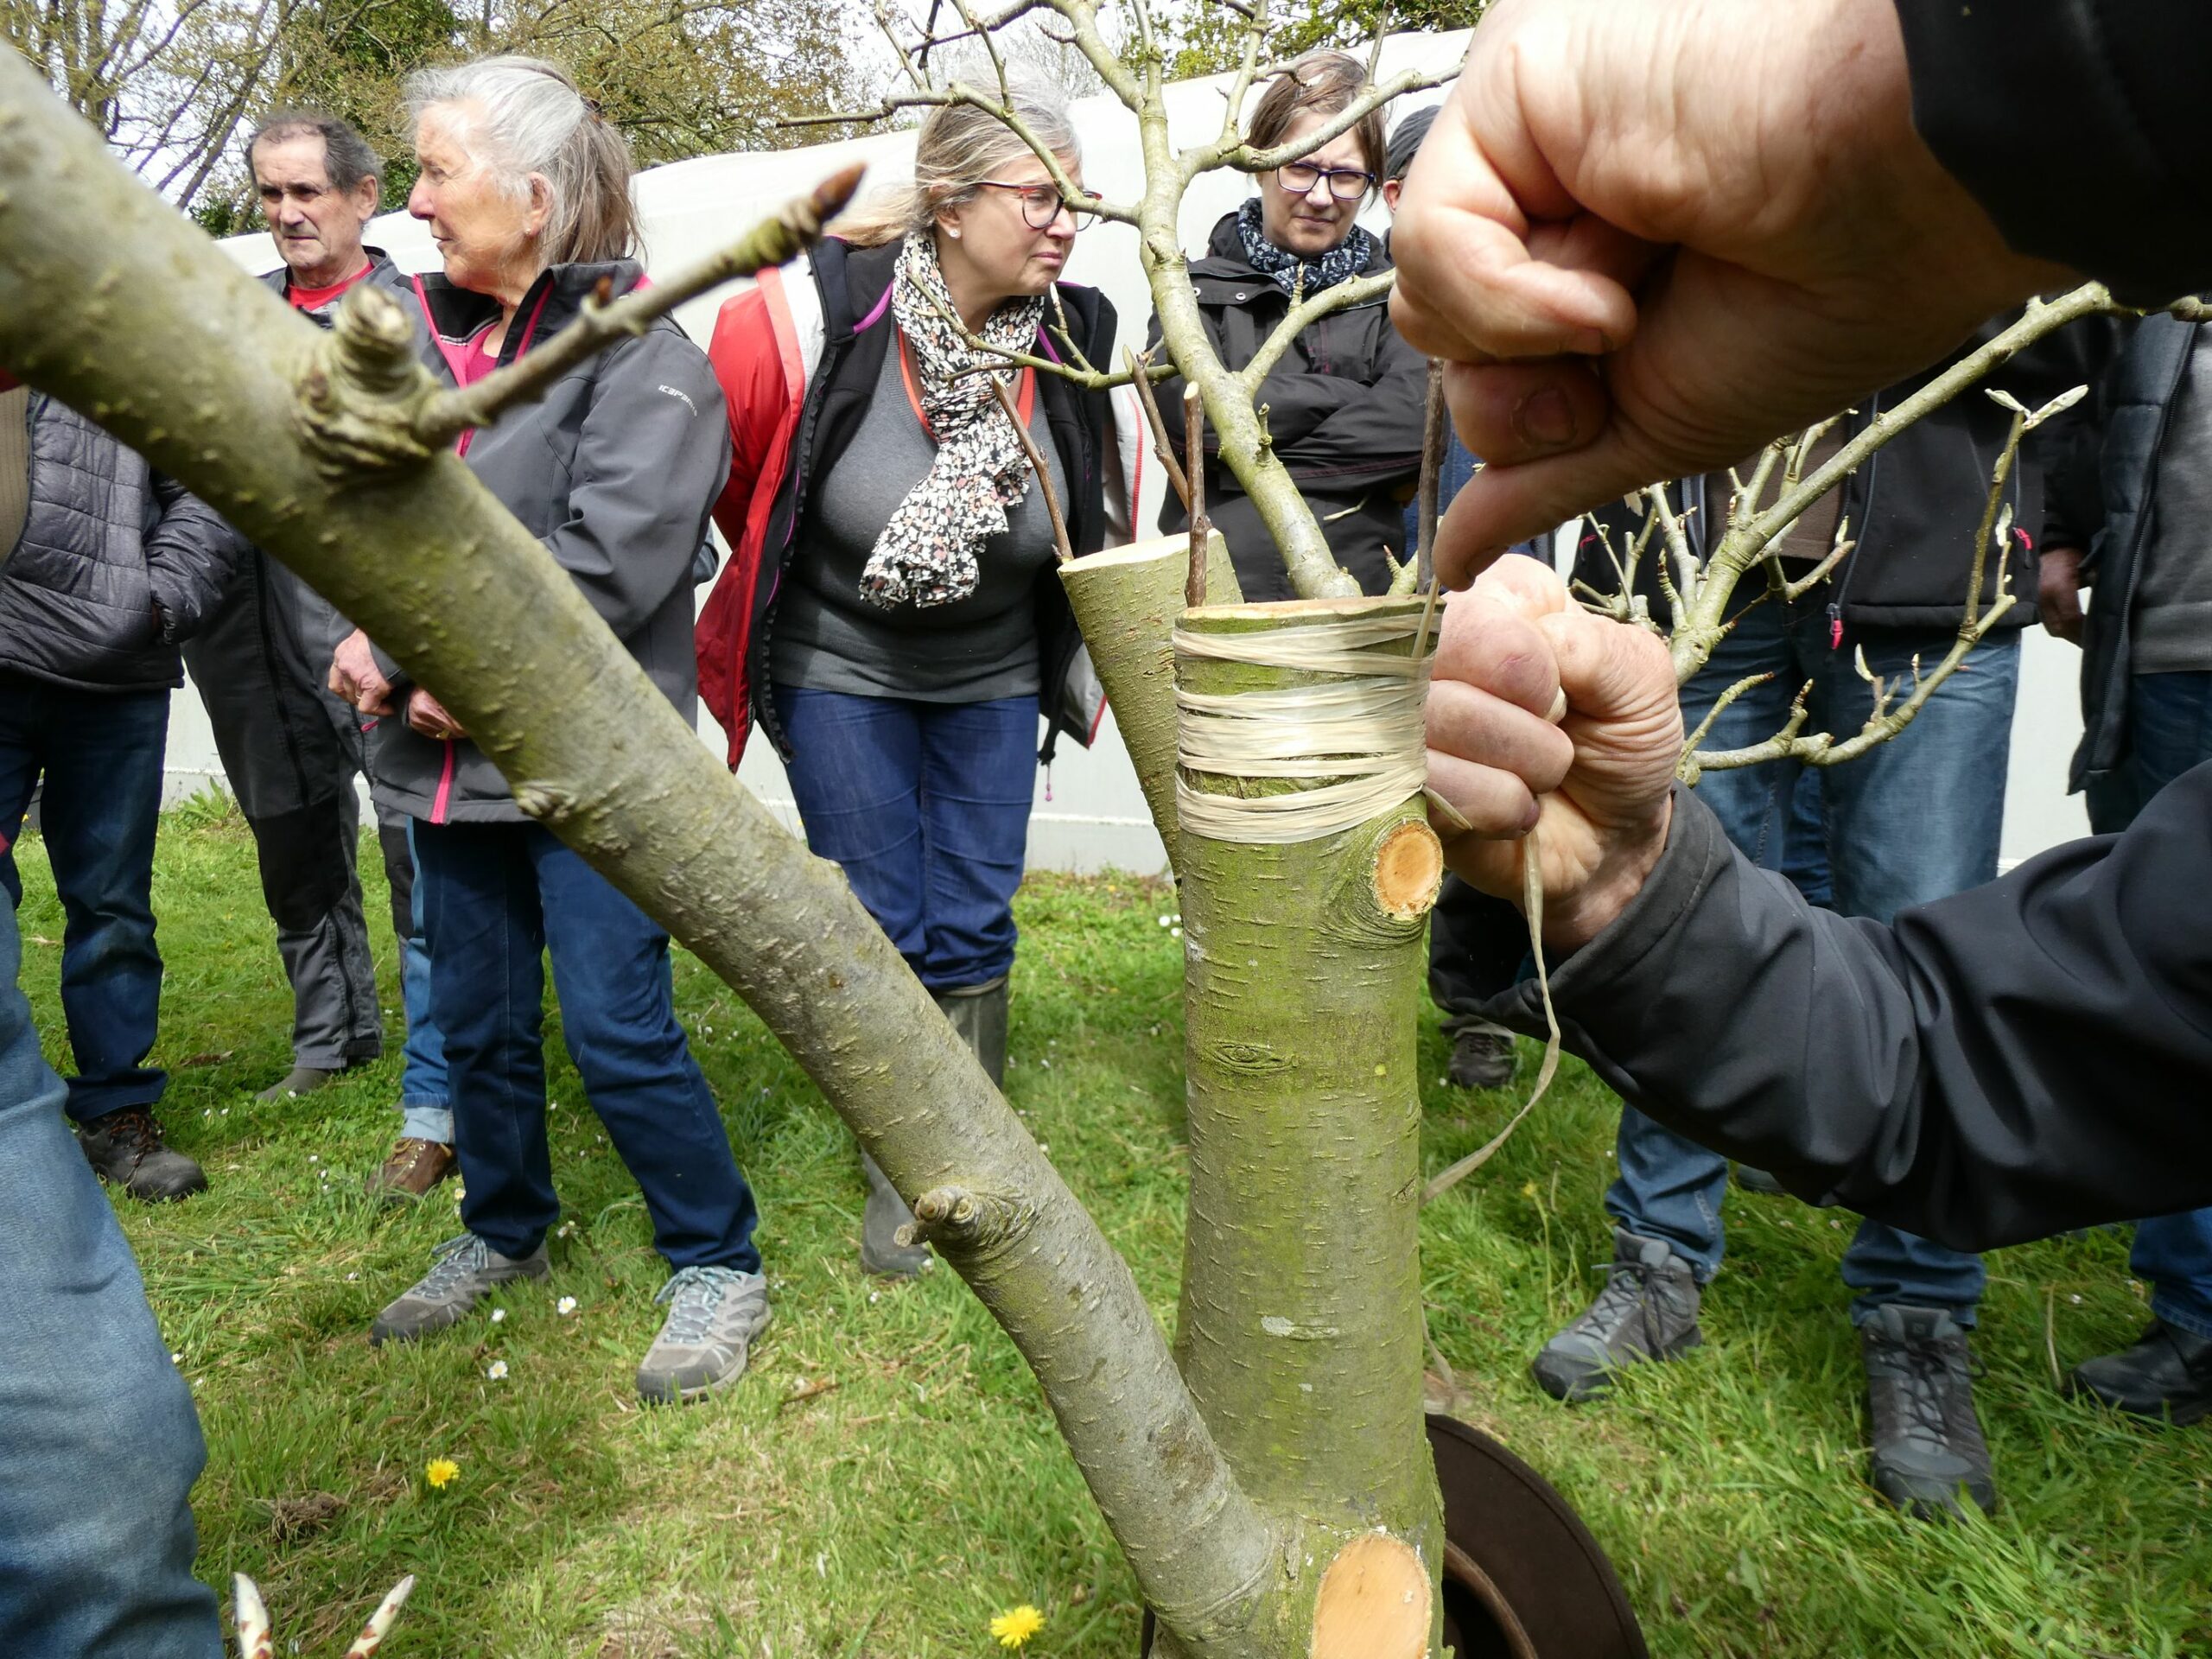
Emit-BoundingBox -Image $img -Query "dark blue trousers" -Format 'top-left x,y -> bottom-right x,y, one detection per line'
773,688 -> 1037,991
0,675 -> 170,1121
413,820 -> 760,1272
1608,596 -> 2013,1324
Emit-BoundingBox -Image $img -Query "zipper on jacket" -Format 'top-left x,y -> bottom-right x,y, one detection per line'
430,738 -> 456,824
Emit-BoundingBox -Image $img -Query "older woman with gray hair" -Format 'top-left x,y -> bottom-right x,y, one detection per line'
331,55 -> 767,1404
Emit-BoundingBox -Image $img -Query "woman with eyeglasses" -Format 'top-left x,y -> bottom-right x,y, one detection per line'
1150,51 -> 1429,601
695,92 -> 1138,1277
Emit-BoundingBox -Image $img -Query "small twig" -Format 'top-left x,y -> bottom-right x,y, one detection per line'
413,164 -> 864,450
1414,358 -> 1446,590
1125,346 -> 1190,510
1235,270 -> 1396,396
989,374 -> 1073,565
1185,383 -> 1210,607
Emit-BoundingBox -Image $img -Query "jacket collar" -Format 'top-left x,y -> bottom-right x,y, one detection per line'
413,258 -> 647,346
1187,207 -> 1392,302
259,245 -> 399,296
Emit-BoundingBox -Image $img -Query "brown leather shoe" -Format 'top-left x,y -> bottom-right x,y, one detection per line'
365,1137 -> 455,1204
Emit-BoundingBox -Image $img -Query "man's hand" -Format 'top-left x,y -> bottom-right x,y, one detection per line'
328,628 -> 395,716
2038,543 -> 2088,645
405,687 -> 465,742
1389,0 -> 2070,586
1426,555 -> 1682,949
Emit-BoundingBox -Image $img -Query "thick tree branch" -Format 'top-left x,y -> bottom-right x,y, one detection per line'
0,60 -> 1281,1656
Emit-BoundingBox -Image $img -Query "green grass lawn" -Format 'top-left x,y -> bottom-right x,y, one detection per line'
16,794 -> 2211,1657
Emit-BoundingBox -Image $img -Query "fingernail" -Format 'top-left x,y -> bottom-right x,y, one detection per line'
1512,386 -> 1577,451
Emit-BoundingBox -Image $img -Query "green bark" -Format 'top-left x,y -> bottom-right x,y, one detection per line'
1059,531 -> 1241,875
1160,596 -> 1447,1657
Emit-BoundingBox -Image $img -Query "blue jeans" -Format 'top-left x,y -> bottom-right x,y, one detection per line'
2085,670 -> 2212,1338
397,819 -> 451,1145
1609,595 -> 2016,1324
0,884 -> 219,1657
413,821 -> 761,1271
774,688 -> 1037,991
0,676 -> 170,1122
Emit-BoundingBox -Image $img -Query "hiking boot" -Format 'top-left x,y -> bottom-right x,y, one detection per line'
935,976 -> 1008,1089
1444,1020 -> 1517,1090
1733,1164 -> 1787,1196
859,1148 -> 931,1277
256,1065 -> 344,1104
1859,1303 -> 1997,1518
365,1136 -> 456,1204
76,1106 -> 207,1201
2068,1319 -> 2212,1427
637,1265 -> 772,1404
369,1233 -> 547,1345
1531,1228 -> 1703,1402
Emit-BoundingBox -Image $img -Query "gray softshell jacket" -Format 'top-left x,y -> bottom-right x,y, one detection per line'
0,394 -> 243,691
368,259 -> 730,824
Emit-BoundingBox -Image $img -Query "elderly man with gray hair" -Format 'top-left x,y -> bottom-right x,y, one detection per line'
185,110 -> 455,1203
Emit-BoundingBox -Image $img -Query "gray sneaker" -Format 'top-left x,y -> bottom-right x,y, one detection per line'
1860,1303 -> 1997,1519
637,1266 -> 772,1404
369,1233 -> 548,1346
1531,1227 -> 1704,1403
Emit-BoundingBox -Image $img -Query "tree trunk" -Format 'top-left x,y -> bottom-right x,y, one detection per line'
1058,531 -> 1240,874
1158,596 -> 1447,1657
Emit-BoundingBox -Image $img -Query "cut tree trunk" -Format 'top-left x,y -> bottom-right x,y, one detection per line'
1157,595 -> 1447,1658
1058,531 -> 1241,874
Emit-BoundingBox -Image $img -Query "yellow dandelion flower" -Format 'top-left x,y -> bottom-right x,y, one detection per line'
988,1605 -> 1045,1649
424,1458 -> 461,1490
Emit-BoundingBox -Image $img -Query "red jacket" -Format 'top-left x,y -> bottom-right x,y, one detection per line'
696,263 -> 810,766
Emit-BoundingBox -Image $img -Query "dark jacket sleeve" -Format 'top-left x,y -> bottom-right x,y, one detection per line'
1472,768 -> 2212,1253
143,474 -> 246,642
548,328 -> 731,640
1894,0 -> 2212,303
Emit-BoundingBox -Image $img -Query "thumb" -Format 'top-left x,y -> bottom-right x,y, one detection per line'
1537,605 -> 1679,731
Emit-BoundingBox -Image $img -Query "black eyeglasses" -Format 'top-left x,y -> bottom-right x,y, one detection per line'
1274,161 -> 1374,201
976,180 -> 1103,232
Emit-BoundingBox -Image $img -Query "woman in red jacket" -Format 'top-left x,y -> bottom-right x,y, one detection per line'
696,94 -> 1138,1277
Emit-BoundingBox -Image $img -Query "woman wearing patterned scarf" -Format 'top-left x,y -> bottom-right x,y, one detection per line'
1147,51 -> 1430,601
696,95 -> 1139,1278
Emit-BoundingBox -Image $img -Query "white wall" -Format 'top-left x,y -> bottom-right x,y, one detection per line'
176,31 -> 2093,874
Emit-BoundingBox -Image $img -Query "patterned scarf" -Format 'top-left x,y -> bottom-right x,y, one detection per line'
859,232 -> 1048,609
1235,195 -> 1376,299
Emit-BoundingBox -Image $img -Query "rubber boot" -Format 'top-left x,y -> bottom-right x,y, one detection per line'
934,975 -> 1009,1089
859,1148 -> 931,1277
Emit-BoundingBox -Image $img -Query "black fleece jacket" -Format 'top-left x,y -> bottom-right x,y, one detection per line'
1147,211 -> 1427,602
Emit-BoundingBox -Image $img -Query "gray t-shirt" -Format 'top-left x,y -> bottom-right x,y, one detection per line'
772,345 -> 1068,701
2136,332 -> 2212,675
